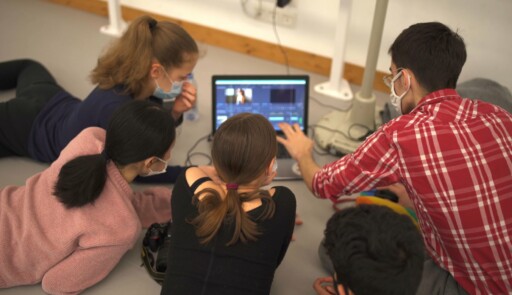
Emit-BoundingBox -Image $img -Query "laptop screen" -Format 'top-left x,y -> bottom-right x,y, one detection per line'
211,75 -> 309,135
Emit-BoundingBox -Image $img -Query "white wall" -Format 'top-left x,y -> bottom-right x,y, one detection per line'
121,0 -> 512,90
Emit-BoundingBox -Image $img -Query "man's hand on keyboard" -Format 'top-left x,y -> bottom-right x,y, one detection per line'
276,123 -> 314,161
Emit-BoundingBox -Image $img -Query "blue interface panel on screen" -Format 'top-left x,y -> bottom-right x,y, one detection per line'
211,75 -> 309,136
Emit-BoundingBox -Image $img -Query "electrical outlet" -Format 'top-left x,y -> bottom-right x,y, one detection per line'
253,0 -> 298,28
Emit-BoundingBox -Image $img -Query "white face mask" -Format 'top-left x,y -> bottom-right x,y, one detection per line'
272,159 -> 278,173
389,70 -> 411,116
141,156 -> 168,177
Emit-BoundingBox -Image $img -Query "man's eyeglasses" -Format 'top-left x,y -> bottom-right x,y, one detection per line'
383,68 -> 404,88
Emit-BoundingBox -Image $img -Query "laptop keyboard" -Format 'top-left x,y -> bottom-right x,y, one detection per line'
277,143 -> 292,159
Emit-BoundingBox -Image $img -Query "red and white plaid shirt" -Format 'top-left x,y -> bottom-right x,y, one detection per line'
313,89 -> 512,294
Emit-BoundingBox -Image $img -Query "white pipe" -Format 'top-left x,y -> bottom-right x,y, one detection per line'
100,0 -> 127,37
328,0 -> 353,92
360,0 -> 388,98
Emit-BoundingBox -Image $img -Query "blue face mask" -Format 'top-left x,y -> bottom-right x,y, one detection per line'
153,68 -> 184,101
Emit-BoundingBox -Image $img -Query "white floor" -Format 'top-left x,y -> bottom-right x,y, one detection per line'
0,1 -> 389,294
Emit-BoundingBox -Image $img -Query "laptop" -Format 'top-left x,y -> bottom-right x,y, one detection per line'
211,75 -> 309,180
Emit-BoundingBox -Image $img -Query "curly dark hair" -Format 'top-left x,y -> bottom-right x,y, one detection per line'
324,205 -> 425,295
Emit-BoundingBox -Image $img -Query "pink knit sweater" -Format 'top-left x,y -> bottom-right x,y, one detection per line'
0,127 -> 172,294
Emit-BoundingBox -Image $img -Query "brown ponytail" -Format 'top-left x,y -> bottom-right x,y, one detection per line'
191,188 -> 275,246
189,113 -> 278,246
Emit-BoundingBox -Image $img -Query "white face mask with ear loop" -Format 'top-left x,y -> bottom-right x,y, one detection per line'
272,159 -> 278,173
389,70 -> 411,115
140,156 -> 169,177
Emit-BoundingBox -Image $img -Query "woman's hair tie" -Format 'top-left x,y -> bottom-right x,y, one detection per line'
226,183 -> 239,190
148,18 -> 157,30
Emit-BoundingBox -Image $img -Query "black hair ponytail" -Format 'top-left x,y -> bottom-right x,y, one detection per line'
54,154 -> 108,208
53,100 -> 175,209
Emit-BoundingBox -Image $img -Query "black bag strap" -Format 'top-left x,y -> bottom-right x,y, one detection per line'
140,246 -> 165,285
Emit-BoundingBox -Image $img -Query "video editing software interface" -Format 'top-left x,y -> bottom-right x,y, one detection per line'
212,75 -> 309,134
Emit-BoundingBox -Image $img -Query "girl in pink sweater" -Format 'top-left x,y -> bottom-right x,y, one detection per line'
0,100 -> 176,294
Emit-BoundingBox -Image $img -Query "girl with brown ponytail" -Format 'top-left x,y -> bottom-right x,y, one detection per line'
0,15 -> 198,183
161,113 -> 297,295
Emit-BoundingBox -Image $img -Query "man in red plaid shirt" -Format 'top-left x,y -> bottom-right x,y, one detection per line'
278,22 -> 512,295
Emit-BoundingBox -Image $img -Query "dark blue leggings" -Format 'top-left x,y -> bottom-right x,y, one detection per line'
0,59 -> 62,157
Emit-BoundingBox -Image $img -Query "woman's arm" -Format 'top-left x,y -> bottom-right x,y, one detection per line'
42,244 -> 131,295
131,186 -> 172,228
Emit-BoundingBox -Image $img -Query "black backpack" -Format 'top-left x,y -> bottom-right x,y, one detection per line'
140,221 -> 172,285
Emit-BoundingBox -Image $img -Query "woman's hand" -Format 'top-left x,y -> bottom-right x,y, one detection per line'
171,81 -> 196,120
